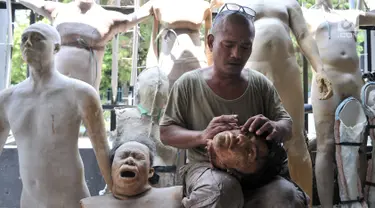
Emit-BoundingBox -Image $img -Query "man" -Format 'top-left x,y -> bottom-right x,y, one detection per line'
0,22 -> 112,207
80,137 -> 183,208
160,5 -> 307,208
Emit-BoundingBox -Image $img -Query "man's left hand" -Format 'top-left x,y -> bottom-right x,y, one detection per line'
240,114 -> 281,142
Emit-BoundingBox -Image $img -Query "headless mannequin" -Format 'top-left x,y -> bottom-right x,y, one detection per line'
146,0 -> 212,88
210,0 -> 334,202
80,141 -> 183,208
0,23 -> 112,208
303,1 -> 375,207
19,0 -> 154,91
111,66 -> 177,187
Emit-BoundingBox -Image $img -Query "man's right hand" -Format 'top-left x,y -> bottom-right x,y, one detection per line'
200,115 -> 239,145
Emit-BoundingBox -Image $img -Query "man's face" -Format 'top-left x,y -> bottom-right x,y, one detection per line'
21,31 -> 55,66
111,142 -> 154,196
208,17 -> 254,75
207,130 -> 268,174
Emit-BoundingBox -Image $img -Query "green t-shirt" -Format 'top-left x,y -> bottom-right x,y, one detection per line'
160,68 -> 292,163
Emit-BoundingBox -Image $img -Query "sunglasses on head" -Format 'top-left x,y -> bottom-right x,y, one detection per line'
216,3 -> 256,20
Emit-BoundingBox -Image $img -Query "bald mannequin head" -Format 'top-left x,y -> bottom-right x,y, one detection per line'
207,9 -> 255,76
134,66 -> 169,118
21,22 -> 61,68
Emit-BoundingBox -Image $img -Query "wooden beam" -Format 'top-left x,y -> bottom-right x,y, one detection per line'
0,1 -> 134,14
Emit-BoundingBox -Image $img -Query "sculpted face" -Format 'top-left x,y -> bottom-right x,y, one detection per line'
21,23 -> 60,69
208,12 -> 254,75
207,130 -> 268,174
111,142 -> 154,198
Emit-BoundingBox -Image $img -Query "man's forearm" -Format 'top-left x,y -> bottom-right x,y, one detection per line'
160,125 -> 206,149
275,119 -> 293,142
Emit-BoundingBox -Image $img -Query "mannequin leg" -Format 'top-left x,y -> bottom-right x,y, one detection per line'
274,71 -> 313,204
311,78 -> 342,208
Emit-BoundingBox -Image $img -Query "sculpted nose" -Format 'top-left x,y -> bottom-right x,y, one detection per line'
124,158 -> 135,166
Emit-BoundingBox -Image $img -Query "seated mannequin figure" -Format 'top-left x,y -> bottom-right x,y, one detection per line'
146,0 -> 212,88
209,1 -> 335,202
19,0 -> 154,91
80,138 -> 183,208
0,22 -> 112,208
302,1 -> 375,207
111,66 -> 178,187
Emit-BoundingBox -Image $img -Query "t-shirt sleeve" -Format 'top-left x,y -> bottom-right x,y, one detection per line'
159,79 -> 189,128
262,78 -> 292,123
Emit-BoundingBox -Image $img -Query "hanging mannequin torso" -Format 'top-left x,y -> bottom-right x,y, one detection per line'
147,0 -> 212,88
19,0 -> 153,91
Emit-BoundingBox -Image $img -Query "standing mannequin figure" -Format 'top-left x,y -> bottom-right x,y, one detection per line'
0,23 -> 112,208
210,0 -> 334,202
19,0 -> 154,91
303,1 -> 375,206
146,0 -> 212,88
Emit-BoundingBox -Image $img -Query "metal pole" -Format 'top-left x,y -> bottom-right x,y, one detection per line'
111,0 -> 121,103
130,0 -> 140,88
303,55 -> 309,132
4,0 -> 13,88
367,29 -> 372,72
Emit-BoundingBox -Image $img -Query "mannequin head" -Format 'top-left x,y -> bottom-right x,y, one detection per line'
208,7 -> 255,76
21,22 -> 60,70
109,138 -> 156,199
134,66 -> 169,119
207,130 -> 269,174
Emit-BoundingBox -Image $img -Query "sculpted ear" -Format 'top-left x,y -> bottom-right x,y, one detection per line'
247,143 -> 257,163
148,167 -> 155,178
207,34 -> 214,52
54,44 -> 60,54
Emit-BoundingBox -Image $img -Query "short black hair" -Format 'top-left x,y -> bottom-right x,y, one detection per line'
211,10 -> 254,36
109,135 -> 156,167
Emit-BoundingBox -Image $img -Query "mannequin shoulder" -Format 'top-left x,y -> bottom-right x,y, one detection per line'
68,78 -> 99,100
0,86 -> 16,104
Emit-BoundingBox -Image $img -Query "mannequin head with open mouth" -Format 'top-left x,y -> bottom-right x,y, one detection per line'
109,137 -> 156,199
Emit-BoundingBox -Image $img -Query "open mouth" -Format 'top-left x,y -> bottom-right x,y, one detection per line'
120,170 -> 136,178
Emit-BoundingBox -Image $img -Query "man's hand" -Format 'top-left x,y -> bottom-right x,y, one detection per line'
315,71 -> 333,100
200,115 -> 239,144
240,114 -> 282,142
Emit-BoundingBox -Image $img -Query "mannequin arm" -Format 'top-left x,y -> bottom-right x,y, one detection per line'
18,0 -> 60,22
288,3 -> 324,73
78,85 -> 113,191
359,10 -> 375,26
0,94 -> 10,155
111,1 -> 154,33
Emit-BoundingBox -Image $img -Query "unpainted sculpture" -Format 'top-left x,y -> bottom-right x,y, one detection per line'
80,140 -> 183,208
111,66 -> 178,187
19,0 -> 154,91
303,1 -> 375,207
146,0 -> 212,88
210,0 -> 335,202
0,23 -> 112,208
207,130 -> 269,175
